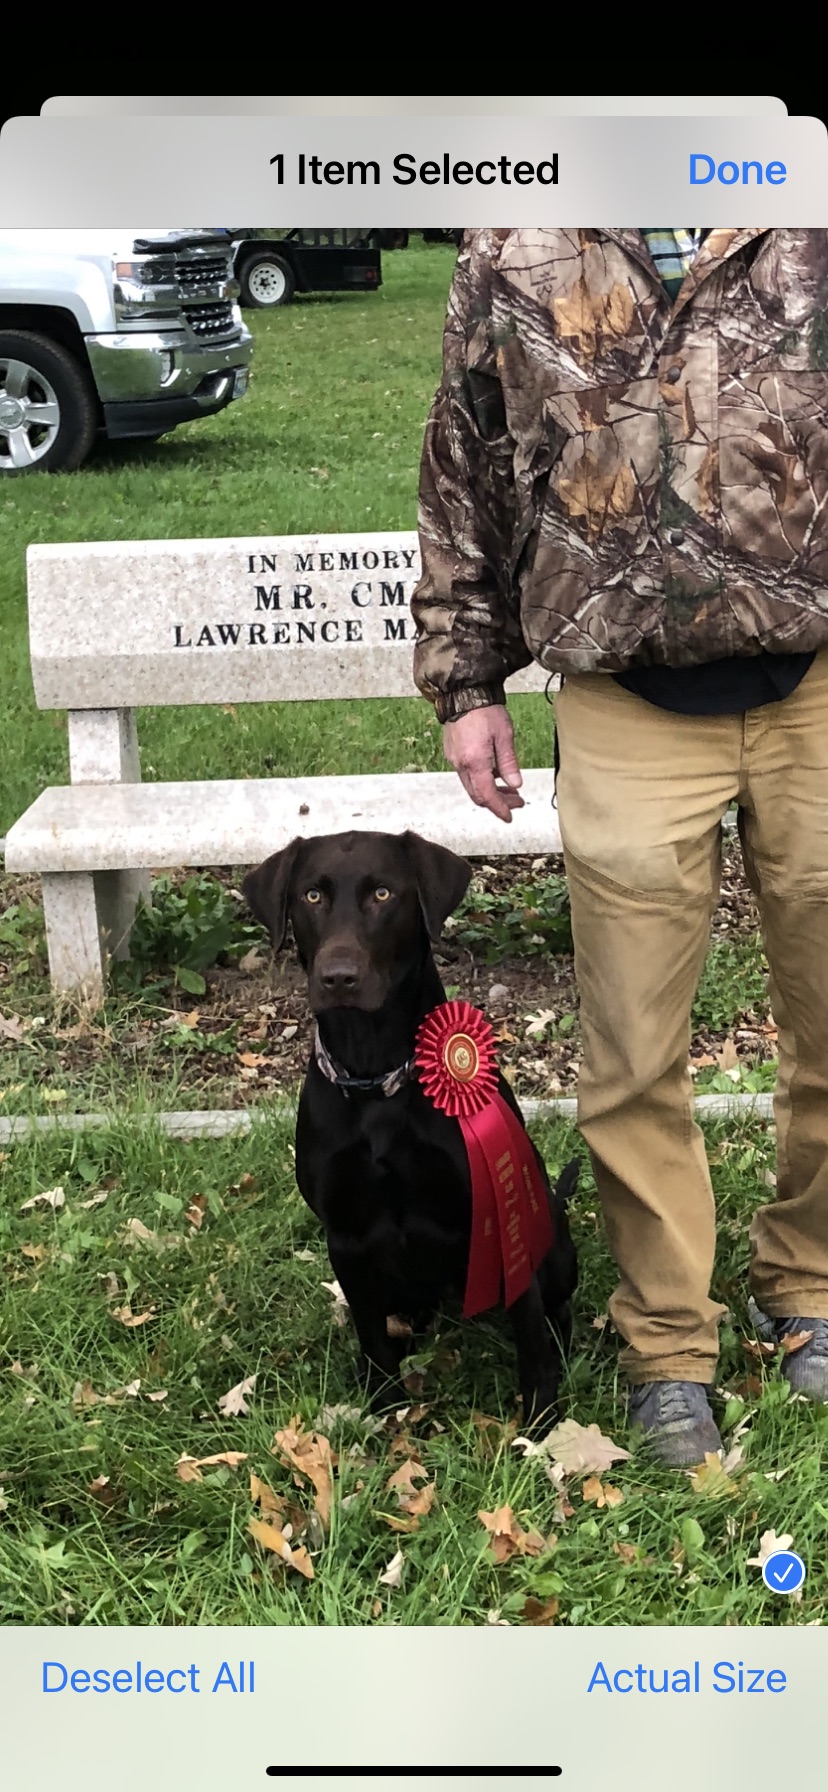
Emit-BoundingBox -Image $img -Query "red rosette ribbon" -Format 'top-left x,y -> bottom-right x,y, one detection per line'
414,1001 -> 554,1317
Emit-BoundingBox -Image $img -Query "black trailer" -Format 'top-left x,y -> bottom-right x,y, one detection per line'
226,229 -> 408,309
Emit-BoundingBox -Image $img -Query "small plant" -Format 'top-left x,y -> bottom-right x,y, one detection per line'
451,875 -> 573,964
123,875 -> 265,994
692,939 -> 768,1033
0,901 -> 46,975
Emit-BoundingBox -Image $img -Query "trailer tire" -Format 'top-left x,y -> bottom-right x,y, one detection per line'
238,252 -> 296,308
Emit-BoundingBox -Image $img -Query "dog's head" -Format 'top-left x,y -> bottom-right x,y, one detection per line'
242,829 -> 471,1013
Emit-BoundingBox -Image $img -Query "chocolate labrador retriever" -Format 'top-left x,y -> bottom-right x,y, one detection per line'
243,829 -> 578,1426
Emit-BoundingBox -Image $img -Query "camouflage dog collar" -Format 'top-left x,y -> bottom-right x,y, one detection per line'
313,1026 -> 415,1099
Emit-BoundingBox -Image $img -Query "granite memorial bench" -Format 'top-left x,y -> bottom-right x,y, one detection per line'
4,531 -> 560,1004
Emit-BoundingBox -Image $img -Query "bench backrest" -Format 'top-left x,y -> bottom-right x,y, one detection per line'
27,531 -> 549,711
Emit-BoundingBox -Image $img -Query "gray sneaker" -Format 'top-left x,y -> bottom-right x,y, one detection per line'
628,1381 -> 723,1468
775,1317 -> 828,1401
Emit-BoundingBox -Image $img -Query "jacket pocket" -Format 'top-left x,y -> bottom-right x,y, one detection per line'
719,370 -> 828,576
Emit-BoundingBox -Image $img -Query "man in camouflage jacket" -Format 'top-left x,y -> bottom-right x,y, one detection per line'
412,228 -> 828,1466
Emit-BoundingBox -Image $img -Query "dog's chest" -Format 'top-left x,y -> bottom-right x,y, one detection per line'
315,1096 -> 471,1251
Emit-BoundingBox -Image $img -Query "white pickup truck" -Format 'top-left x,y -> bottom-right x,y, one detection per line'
0,229 -> 253,474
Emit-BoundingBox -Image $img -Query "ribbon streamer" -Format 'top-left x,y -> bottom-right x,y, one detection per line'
414,1001 -> 554,1316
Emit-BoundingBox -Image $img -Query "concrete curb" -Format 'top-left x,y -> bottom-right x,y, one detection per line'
0,1090 -> 775,1145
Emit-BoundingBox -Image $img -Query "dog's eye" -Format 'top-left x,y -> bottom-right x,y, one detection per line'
374,886 -> 392,902
305,888 -> 323,905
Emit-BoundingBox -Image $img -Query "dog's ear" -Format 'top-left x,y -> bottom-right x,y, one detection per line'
401,832 -> 472,940
241,839 -> 303,951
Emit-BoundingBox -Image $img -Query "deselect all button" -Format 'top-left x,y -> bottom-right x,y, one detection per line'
690,155 -> 787,185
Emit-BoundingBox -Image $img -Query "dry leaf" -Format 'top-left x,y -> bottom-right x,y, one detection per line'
147,1390 -> 168,1403
747,1529 -> 794,1568
185,1194 -> 207,1230
294,1249 -> 316,1263
583,1476 -> 624,1509
110,1305 -> 156,1328
20,1186 -> 65,1211
218,1374 -> 256,1417
779,1330 -> 815,1355
743,1337 -> 776,1359
521,1596 -> 559,1626
239,948 -> 264,974
386,1315 -> 414,1338
248,1516 -> 314,1579
478,1505 -> 549,1563
175,1451 -> 248,1483
125,1218 -> 156,1243
79,1190 -> 109,1210
21,1243 -> 47,1262
687,1453 -> 740,1498
273,1417 -> 333,1530
378,1549 -> 404,1588
0,1013 -> 27,1041
237,1051 -> 268,1069
322,1280 -> 350,1327
613,1541 -> 640,1564
534,1418 -> 631,1475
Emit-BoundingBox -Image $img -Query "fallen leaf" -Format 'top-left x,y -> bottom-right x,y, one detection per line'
747,1529 -> 794,1568
531,1418 -> 631,1475
742,1337 -> 776,1359
79,1190 -> 109,1210
0,1013 -> 27,1041
583,1475 -> 624,1509
21,1243 -> 47,1262
613,1541 -> 640,1564
125,1218 -> 156,1244
43,1090 -> 67,1103
486,1610 -> 511,1626
175,1451 -> 248,1483
294,1249 -> 316,1262
478,1505 -> 549,1563
717,1037 -> 739,1071
687,1453 -> 740,1498
185,1194 -> 207,1230
322,1280 -> 350,1327
386,1315 -> 414,1338
521,1596 -> 559,1626
20,1186 -> 65,1212
378,1549 -> 404,1588
273,1417 -> 333,1530
110,1305 -> 156,1328
239,948 -> 264,974
237,1051 -> 268,1069
779,1330 -> 815,1355
147,1390 -> 169,1403
317,1403 -> 363,1429
525,1009 -> 557,1039
218,1374 -> 256,1418
591,1313 -> 609,1331
248,1516 -> 315,1579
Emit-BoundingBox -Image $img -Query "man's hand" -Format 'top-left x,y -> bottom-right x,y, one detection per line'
442,705 -> 525,824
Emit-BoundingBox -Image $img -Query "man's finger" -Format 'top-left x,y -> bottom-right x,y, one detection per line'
462,766 -> 521,823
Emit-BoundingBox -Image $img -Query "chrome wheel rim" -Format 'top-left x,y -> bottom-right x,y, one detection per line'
0,358 -> 61,470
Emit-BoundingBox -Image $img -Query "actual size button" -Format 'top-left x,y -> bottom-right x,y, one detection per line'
665,365 -> 682,383
668,529 -> 685,546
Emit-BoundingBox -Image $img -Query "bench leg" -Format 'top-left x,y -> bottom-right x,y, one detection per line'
40,869 -> 151,1004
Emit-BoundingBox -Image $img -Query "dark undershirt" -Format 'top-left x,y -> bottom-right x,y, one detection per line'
613,233 -> 815,715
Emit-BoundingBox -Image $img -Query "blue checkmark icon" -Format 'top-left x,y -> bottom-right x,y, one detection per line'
762,1550 -> 806,1594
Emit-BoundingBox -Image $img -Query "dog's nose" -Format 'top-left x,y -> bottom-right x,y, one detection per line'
319,962 -> 360,994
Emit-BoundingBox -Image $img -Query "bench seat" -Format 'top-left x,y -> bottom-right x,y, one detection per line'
5,771 -> 561,1004
5,770 -> 561,873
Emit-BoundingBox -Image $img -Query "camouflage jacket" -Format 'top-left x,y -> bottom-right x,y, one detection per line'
412,228 -> 828,721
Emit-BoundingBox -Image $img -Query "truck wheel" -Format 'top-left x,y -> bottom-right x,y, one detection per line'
0,332 -> 99,474
238,252 -> 295,308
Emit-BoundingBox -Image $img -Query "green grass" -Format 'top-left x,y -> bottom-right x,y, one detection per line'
2,1111 -> 825,1628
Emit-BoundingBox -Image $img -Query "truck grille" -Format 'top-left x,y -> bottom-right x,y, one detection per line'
183,301 -> 237,338
175,256 -> 230,290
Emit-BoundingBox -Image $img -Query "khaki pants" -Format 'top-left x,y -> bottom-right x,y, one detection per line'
554,649 -> 828,1384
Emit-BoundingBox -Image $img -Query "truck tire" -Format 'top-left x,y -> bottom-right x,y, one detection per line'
238,251 -> 296,309
0,332 -> 99,475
